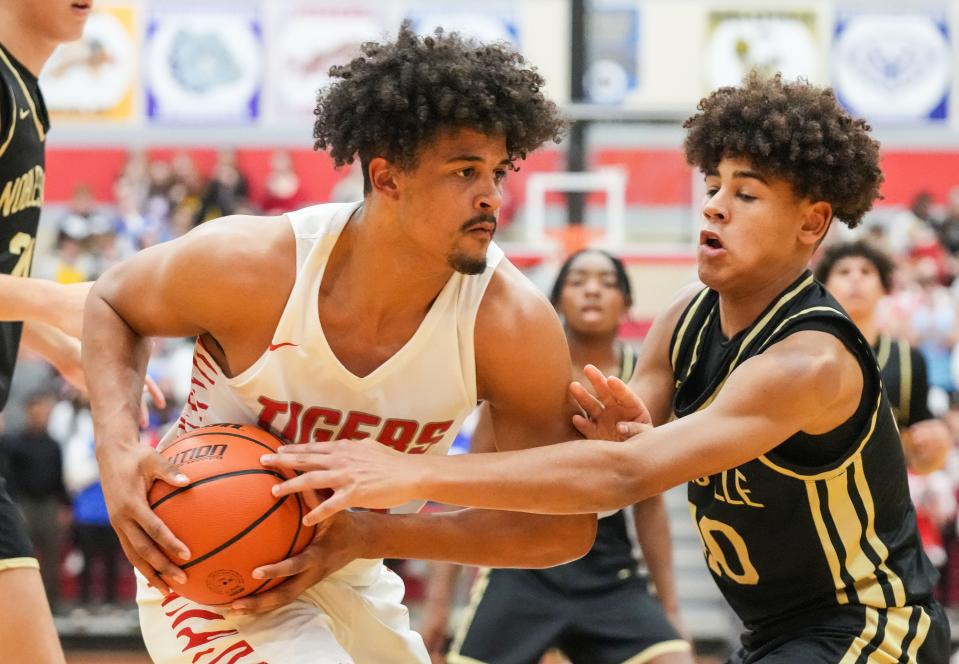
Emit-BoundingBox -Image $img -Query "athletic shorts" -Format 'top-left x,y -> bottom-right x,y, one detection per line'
138,558 -> 429,664
728,601 -> 950,663
448,568 -> 691,664
0,475 -> 37,572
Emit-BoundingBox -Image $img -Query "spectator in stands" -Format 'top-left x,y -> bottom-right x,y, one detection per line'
936,186 -> 959,255
910,257 -> 958,397
61,395 -> 123,609
0,391 -> 70,613
261,150 -> 302,214
195,148 -> 250,223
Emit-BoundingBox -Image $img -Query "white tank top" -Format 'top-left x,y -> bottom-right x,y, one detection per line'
160,201 -> 503,516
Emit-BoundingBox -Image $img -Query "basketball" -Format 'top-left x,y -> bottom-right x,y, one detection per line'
147,424 -> 315,605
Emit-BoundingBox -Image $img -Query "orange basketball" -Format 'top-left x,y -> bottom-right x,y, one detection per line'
148,423 -> 315,605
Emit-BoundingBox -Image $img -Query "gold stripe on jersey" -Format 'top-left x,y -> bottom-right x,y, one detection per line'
685,308 -> 715,383
806,455 -> 908,613
852,457 -> 906,607
898,338 -> 911,423
619,342 -> 637,382
825,468 -> 887,607
839,607 -> 881,663
670,287 -> 710,371
684,278 -> 817,414
0,91 -> 14,160
905,606 -> 932,662
0,47 -> 44,141
806,479 -> 849,605
447,569 -> 491,663
622,639 -> 692,664
875,335 -> 892,371
0,556 -> 38,571
840,606 -> 930,663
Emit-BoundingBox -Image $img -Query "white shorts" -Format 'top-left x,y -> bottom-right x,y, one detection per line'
137,559 -> 429,664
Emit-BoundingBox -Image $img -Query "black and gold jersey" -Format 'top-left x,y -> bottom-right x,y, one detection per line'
874,335 -> 933,429
0,44 -> 49,409
670,271 -> 937,636
536,342 -> 641,591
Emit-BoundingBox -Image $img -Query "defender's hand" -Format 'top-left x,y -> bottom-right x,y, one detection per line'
262,439 -> 422,524
227,511 -> 365,615
570,364 -> 652,441
98,442 -> 191,595
140,375 -> 167,428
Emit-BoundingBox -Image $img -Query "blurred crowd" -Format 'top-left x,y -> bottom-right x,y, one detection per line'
7,151 -> 959,637
838,188 -> 959,609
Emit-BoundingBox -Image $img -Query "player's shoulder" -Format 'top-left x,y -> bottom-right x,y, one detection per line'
479,258 -> 560,338
165,214 -> 296,292
754,328 -> 859,403
180,214 -> 294,262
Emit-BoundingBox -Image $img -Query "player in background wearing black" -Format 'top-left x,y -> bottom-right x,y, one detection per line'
816,240 -> 953,474
432,249 -> 693,664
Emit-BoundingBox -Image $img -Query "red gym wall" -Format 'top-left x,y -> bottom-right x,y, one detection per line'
44,147 -> 956,208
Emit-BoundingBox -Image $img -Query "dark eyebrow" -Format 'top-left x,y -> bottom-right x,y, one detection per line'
445,155 -> 512,166
704,168 -> 769,184
732,169 -> 769,184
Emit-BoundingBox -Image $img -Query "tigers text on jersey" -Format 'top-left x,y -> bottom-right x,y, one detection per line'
0,44 -> 49,410
161,202 -> 503,515
670,271 -> 939,646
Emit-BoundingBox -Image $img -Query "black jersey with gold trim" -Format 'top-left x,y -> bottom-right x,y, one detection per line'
669,271 -> 937,635
874,335 -> 933,429
0,44 -> 49,410
536,343 -> 641,591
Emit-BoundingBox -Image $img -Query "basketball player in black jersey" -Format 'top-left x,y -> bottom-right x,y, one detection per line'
439,250 -> 691,664
816,240 -> 953,474
0,2 -> 95,662
271,73 -> 951,662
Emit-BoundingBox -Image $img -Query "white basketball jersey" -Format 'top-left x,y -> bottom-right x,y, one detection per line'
160,201 -> 503,514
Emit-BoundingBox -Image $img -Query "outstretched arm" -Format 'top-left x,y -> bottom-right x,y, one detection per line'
271,328 -> 863,517
0,276 -> 90,337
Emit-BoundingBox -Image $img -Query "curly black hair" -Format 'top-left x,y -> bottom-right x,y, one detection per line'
313,24 -> 566,193
683,72 -> 883,228
814,239 -> 895,293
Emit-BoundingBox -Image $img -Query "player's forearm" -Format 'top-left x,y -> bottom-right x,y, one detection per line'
21,320 -> 78,371
633,496 -> 680,614
410,438 -> 654,514
0,275 -> 91,336
353,509 -> 596,568
82,286 -> 151,450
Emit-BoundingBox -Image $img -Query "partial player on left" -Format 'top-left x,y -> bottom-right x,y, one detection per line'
0,2 -> 95,663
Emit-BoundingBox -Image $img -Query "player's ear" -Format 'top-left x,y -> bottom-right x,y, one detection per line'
368,158 -> 399,200
799,201 -> 832,247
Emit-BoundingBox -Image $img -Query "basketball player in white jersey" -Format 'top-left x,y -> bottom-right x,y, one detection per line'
85,26 -> 596,664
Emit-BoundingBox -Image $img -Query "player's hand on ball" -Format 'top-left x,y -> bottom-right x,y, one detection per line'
227,510 -> 364,615
570,364 -> 652,441
99,442 -> 191,595
262,439 -> 421,523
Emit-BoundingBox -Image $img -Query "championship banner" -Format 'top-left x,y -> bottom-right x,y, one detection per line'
40,3 -> 138,122
584,1 -> 640,104
265,2 -> 386,121
145,5 -> 263,124
706,10 -> 819,90
833,12 -> 950,124
407,1 -> 519,47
